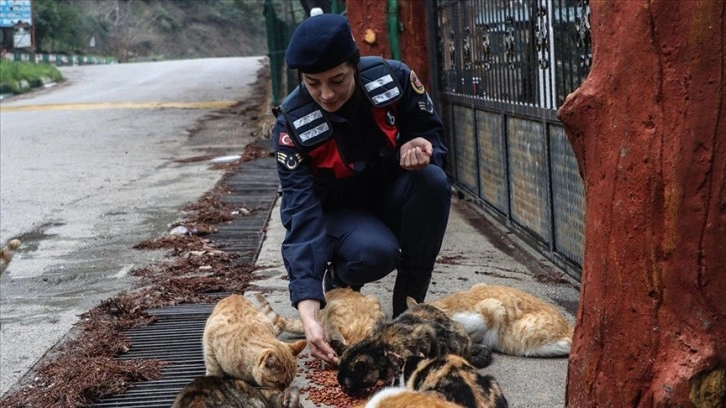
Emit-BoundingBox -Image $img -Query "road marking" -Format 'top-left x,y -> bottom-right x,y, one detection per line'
0,100 -> 239,112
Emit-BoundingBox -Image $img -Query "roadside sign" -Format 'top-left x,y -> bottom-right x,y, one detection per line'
0,0 -> 32,28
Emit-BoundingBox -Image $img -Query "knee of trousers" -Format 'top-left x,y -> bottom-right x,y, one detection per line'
338,241 -> 400,284
409,165 -> 451,201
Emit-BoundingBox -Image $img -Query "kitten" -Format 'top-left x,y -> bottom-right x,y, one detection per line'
171,375 -> 300,408
393,353 -> 508,408
203,294 -> 307,389
0,238 -> 21,275
255,288 -> 385,356
430,283 -> 573,357
355,386 -> 463,408
337,297 -> 492,396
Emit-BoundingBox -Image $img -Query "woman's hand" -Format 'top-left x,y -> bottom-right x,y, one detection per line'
298,299 -> 338,364
399,137 -> 433,170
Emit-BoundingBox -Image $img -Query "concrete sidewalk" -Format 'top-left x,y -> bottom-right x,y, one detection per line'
251,194 -> 580,408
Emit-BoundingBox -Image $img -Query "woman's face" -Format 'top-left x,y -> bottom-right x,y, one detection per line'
302,62 -> 356,112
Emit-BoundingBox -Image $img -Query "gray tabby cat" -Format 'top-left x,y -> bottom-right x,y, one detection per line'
171,376 -> 300,408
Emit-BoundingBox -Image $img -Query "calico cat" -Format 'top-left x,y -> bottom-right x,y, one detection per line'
203,294 -> 307,389
430,283 -> 573,357
355,386 -> 464,408
393,353 -> 508,408
255,288 -> 385,356
0,238 -> 21,275
337,297 -> 492,396
171,376 -> 300,408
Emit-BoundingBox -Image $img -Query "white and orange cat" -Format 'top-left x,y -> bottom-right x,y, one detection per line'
202,294 -> 307,389
355,386 -> 464,408
430,283 -> 573,357
255,288 -> 385,356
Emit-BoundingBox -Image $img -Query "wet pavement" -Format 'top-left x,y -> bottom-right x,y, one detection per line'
0,57 -> 266,396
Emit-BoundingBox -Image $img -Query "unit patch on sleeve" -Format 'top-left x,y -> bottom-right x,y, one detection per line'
410,70 -> 426,95
279,132 -> 295,147
418,93 -> 435,114
277,151 -> 302,170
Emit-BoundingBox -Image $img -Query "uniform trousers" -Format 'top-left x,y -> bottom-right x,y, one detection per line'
323,164 -> 451,316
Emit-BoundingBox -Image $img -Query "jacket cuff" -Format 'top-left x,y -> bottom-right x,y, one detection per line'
289,277 -> 326,309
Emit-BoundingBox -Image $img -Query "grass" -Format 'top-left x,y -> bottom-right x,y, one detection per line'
0,60 -> 64,94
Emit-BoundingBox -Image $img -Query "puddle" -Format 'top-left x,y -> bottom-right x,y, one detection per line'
13,221 -> 65,254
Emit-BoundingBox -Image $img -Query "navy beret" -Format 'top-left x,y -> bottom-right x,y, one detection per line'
285,14 -> 358,74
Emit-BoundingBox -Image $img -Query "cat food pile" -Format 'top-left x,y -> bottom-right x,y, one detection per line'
299,358 -> 368,408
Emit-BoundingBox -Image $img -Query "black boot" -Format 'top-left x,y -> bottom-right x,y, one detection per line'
392,269 -> 432,318
323,262 -> 362,293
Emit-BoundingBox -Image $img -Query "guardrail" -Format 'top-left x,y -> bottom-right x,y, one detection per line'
1,51 -> 117,66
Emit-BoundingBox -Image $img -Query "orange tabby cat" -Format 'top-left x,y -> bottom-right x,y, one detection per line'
202,294 -> 307,388
321,288 -> 385,355
355,387 -> 463,408
253,292 -> 305,335
255,288 -> 385,356
430,283 -> 573,357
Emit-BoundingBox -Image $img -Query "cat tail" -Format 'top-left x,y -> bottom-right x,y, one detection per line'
252,292 -> 305,335
0,238 -> 21,275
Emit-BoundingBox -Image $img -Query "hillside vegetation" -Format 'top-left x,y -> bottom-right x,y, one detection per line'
33,0 -> 268,62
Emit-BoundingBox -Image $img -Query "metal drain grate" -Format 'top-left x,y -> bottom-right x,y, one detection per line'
91,156 -> 279,407
92,304 -> 215,407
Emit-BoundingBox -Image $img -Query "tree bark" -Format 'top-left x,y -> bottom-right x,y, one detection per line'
558,1 -> 725,406
346,0 -> 431,87
346,0 -> 390,59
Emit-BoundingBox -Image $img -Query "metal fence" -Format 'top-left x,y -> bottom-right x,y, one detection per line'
432,0 -> 591,279
262,0 -> 591,279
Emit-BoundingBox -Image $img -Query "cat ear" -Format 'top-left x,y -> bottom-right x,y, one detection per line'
405,297 -> 419,308
385,350 -> 405,370
330,339 -> 348,356
288,339 -> 307,357
262,350 -> 278,368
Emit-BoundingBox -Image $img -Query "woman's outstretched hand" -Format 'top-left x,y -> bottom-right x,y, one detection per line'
298,299 -> 338,364
399,137 -> 433,170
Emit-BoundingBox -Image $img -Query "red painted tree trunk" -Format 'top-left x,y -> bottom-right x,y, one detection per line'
346,0 -> 431,87
398,0 -> 431,89
558,1 -> 725,406
346,0 -> 390,58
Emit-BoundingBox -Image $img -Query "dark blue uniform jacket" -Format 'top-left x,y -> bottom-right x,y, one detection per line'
271,57 -> 447,308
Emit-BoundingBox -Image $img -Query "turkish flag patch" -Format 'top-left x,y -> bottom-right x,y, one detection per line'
279,132 -> 294,147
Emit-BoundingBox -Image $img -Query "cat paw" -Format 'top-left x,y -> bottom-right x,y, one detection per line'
470,344 -> 493,368
283,386 -> 300,408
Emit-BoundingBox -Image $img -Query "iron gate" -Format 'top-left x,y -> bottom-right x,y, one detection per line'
430,0 -> 592,279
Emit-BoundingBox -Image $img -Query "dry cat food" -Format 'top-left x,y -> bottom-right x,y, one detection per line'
300,358 -> 371,407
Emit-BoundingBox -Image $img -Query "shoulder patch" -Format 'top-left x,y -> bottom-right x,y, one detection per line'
410,70 -> 425,95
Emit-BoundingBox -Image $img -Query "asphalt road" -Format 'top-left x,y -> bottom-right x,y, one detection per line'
0,57 -> 264,396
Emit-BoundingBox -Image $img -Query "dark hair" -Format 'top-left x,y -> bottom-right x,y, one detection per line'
296,49 -> 361,86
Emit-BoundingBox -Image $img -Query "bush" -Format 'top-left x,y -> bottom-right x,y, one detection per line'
0,60 -> 64,94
